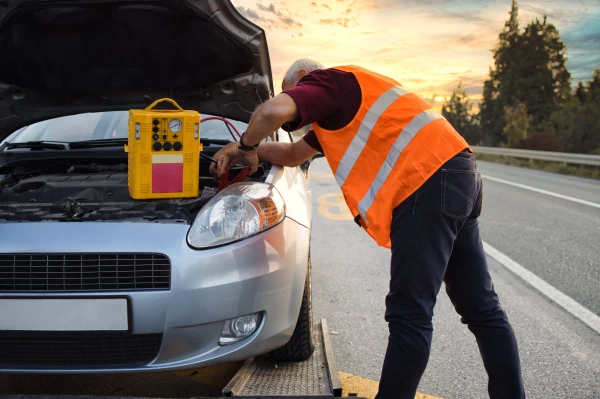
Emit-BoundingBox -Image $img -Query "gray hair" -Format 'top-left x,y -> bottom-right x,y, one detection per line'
283,58 -> 325,84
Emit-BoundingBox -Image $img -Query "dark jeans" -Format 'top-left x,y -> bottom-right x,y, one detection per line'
375,150 -> 526,399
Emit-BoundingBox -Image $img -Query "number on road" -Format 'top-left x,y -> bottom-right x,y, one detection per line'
317,193 -> 353,221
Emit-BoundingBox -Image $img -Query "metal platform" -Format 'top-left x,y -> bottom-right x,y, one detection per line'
223,319 -> 342,398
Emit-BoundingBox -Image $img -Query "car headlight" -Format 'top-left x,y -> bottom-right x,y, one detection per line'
187,182 -> 286,249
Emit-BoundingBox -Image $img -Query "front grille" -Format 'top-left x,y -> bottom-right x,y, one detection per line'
0,334 -> 163,367
0,253 -> 170,292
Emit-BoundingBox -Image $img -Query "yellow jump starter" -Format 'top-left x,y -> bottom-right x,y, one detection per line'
124,98 -> 203,200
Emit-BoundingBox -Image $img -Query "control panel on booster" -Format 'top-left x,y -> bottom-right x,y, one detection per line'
125,98 -> 202,200
151,117 -> 185,152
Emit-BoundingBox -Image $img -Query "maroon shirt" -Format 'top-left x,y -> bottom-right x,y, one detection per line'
281,68 -> 362,153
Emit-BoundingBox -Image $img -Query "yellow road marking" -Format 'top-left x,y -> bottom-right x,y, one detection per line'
317,193 -> 354,221
339,372 -> 444,399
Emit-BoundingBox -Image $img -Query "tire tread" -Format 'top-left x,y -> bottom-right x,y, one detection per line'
270,257 -> 315,361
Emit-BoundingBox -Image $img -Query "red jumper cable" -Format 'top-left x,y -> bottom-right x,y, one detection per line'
199,116 -> 249,191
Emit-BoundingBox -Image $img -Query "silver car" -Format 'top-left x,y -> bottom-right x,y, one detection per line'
0,0 -> 316,372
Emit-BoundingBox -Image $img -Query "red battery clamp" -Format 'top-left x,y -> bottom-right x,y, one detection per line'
218,165 -> 251,191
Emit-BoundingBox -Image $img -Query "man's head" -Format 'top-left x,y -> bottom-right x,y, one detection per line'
282,58 -> 324,91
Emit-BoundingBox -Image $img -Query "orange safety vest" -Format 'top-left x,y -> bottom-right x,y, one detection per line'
312,65 -> 471,248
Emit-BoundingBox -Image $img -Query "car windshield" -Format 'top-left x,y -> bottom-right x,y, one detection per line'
7,111 -> 249,143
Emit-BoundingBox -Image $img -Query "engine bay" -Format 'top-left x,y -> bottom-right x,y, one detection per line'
0,155 -> 270,223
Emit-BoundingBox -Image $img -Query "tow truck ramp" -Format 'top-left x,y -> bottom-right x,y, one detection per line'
1,319 -> 366,399
223,319 -> 342,398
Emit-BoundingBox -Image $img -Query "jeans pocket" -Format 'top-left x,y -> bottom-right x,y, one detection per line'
441,169 -> 477,220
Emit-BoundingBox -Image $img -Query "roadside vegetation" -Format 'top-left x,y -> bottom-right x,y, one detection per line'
442,0 -> 600,177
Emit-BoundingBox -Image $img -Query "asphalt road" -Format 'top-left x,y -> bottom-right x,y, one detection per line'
476,161 -> 600,315
309,158 -> 600,399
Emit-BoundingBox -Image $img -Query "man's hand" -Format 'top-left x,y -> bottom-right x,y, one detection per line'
210,142 -> 259,178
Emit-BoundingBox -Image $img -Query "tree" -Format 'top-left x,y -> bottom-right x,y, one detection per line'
575,81 -> 588,104
479,0 -> 521,145
442,81 -> 481,144
515,16 -> 571,131
550,68 -> 600,154
478,1 -> 572,145
589,68 -> 600,101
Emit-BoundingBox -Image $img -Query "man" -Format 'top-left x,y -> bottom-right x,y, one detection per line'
211,59 -> 526,399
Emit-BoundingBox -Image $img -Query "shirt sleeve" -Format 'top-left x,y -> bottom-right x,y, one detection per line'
302,129 -> 323,153
281,69 -> 341,132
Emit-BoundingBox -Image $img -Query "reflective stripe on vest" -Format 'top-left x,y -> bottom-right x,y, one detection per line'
357,109 -> 443,220
335,85 -> 410,187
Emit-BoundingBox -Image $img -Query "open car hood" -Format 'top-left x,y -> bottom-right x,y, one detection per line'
0,0 -> 274,141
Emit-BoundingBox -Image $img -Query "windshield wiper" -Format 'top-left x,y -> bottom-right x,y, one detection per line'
69,138 -> 128,149
5,141 -> 67,150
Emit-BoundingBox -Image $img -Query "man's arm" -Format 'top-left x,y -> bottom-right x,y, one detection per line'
211,93 -> 300,177
242,93 -> 300,147
257,139 -> 320,167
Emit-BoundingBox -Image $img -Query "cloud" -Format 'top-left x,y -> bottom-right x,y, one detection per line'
520,4 -> 548,17
256,3 -> 275,12
458,34 -> 477,44
561,15 -> 600,83
520,3 -> 586,25
429,10 -> 494,25
236,6 -> 260,20
319,17 -> 351,28
257,3 -> 303,27
311,2 -> 318,6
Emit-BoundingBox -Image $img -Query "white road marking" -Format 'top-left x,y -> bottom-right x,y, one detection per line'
483,241 -> 600,334
481,174 -> 600,209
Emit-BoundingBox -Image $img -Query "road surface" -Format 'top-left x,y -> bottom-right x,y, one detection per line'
310,158 -> 600,399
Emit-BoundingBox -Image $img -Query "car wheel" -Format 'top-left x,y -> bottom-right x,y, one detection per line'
270,253 -> 315,361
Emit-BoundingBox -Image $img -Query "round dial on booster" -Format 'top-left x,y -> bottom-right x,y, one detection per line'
168,118 -> 182,133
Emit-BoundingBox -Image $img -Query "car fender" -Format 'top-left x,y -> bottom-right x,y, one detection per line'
266,163 -> 312,230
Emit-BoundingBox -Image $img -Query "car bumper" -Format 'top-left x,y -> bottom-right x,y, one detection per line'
0,218 -> 310,373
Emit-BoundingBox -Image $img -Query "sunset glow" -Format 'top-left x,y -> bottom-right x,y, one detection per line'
233,0 -> 600,111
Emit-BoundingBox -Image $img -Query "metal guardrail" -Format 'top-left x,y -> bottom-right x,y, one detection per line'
472,146 -> 600,167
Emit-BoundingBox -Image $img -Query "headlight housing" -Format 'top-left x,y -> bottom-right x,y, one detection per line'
187,182 -> 286,249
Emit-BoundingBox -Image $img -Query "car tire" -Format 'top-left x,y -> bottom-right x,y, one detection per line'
270,253 -> 315,361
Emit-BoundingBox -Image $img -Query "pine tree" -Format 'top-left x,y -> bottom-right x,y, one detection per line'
516,16 -> 571,131
550,68 -> 600,154
442,81 -> 481,144
589,68 -> 600,101
479,0 -> 520,145
575,81 -> 588,104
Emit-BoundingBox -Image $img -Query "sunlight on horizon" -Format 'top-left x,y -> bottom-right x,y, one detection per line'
232,0 -> 599,112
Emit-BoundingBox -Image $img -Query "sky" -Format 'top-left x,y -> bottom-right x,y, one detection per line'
231,0 -> 600,111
